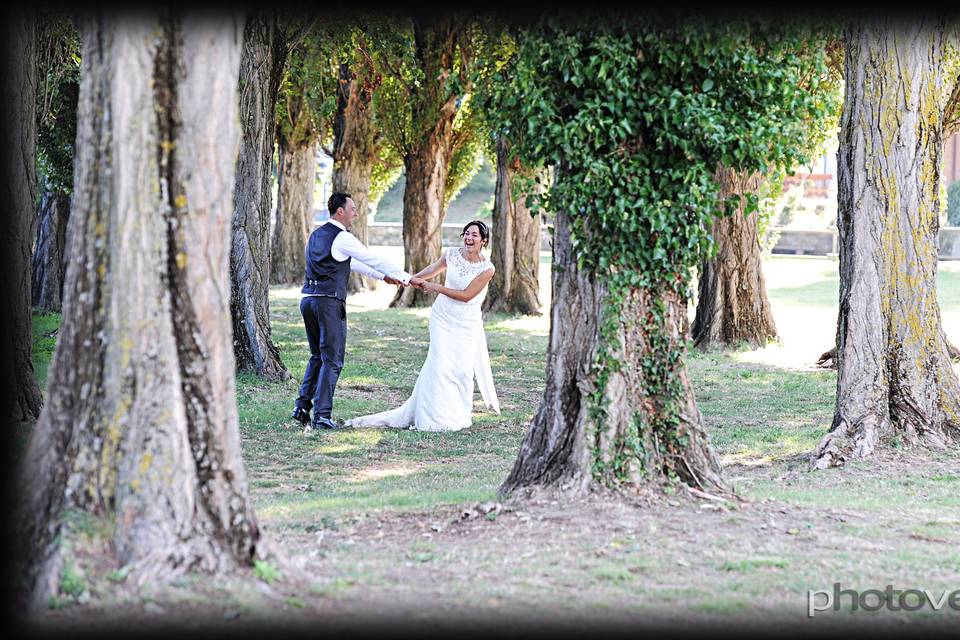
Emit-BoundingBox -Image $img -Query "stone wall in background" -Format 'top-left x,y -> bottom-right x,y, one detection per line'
345,222 -> 960,259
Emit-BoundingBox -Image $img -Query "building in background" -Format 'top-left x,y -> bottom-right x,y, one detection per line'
945,133 -> 959,186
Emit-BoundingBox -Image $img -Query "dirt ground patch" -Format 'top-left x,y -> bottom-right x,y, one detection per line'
22,449 -> 960,635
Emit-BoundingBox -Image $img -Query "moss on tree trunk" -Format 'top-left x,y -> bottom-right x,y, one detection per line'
814,19 -> 960,468
17,14 -> 264,609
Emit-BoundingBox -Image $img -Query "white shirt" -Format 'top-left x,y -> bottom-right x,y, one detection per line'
306,220 -> 411,292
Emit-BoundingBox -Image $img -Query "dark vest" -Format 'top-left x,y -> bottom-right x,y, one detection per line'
302,223 -> 352,300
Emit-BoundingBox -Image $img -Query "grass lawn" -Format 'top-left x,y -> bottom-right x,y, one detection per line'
29,254 -> 960,631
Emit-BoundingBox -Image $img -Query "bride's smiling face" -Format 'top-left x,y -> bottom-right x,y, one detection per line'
461,224 -> 486,254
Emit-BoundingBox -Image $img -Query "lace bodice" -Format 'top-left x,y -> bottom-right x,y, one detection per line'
442,247 -> 494,305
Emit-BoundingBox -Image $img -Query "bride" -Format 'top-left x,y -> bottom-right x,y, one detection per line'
346,220 -> 500,431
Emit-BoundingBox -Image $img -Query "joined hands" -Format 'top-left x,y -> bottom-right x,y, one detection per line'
384,276 -> 436,292
384,275 -> 429,290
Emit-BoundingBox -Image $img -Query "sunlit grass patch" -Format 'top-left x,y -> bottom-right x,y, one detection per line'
719,558 -> 790,572
347,465 -> 423,483
691,597 -> 750,614
31,309 -> 61,391
738,461 -> 960,514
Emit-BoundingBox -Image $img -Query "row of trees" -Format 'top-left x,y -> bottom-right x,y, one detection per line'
8,9 -> 960,608
20,11 -> 835,401
23,13 -> 547,385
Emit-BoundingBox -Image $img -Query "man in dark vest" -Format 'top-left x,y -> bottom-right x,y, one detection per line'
292,192 -> 424,433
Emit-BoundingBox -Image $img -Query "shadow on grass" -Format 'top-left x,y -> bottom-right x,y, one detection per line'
243,419 -> 523,526
686,349 -> 835,466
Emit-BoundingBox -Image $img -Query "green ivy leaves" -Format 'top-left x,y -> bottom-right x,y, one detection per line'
487,19 -> 836,295
479,18 -> 838,486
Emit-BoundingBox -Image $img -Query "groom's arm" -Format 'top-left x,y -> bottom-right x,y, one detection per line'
348,259 -> 386,281
332,231 -> 412,284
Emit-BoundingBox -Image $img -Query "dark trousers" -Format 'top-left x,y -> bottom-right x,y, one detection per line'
296,295 -> 347,419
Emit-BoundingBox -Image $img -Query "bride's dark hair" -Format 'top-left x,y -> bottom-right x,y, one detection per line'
461,220 -> 489,248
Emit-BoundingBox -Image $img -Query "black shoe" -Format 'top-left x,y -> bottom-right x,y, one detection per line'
312,415 -> 342,430
291,407 -> 311,425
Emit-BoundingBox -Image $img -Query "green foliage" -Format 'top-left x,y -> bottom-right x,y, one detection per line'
370,163 -> 404,210
252,559 -> 281,583
491,19 -> 836,287
36,15 -> 81,194
756,169 -> 787,254
59,561 -> 85,597
374,18 -> 491,210
275,37 -> 330,148
719,557 -> 789,572
948,181 -> 960,226
444,94 -> 488,208
483,17 -> 837,486
106,566 -> 130,583
287,17 -> 407,199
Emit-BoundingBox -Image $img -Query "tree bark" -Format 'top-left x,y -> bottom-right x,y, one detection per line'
813,19 -> 960,468
31,190 -> 71,312
483,137 -> 543,316
230,15 -> 289,379
692,167 -> 778,348
270,136 -> 314,285
391,19 -> 461,308
1,11 -> 43,422
16,13 -> 263,610
500,204 -> 725,497
333,61 -> 378,294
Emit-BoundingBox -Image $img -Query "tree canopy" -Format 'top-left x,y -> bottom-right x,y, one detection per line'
491,17 -> 836,486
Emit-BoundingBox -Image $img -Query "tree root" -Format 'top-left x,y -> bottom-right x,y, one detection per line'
818,339 -> 959,369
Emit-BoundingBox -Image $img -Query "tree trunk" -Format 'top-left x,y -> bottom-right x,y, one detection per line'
270,136 -> 314,285
500,205 -> 725,497
391,20 -> 461,308
16,14 -> 263,610
1,11 -> 43,422
333,61 -> 377,294
483,137 -> 543,316
31,190 -> 71,312
813,19 -> 960,469
230,15 -> 289,379
692,167 -> 778,348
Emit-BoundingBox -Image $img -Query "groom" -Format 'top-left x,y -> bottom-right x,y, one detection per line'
292,192 -> 423,433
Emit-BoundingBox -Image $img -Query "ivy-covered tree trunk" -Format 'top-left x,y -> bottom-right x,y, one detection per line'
483,137 -> 542,316
692,167 -> 778,348
270,135 -> 314,285
231,15 -> 289,379
31,190 -> 71,312
391,19 -> 460,308
17,14 -> 263,609
333,61 -> 377,294
1,12 -> 43,422
813,19 -> 960,468
500,207 -> 725,495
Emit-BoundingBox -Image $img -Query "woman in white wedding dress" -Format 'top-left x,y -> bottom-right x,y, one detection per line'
346,221 -> 500,432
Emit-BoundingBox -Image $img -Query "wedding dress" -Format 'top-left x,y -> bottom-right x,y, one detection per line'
347,247 -> 500,431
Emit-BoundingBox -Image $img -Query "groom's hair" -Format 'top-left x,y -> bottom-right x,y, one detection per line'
328,192 -> 352,216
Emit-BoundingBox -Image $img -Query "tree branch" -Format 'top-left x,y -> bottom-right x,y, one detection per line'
378,47 -> 412,96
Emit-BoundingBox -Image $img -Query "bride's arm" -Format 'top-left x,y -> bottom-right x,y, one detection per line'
421,268 -> 494,302
412,255 -> 447,281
